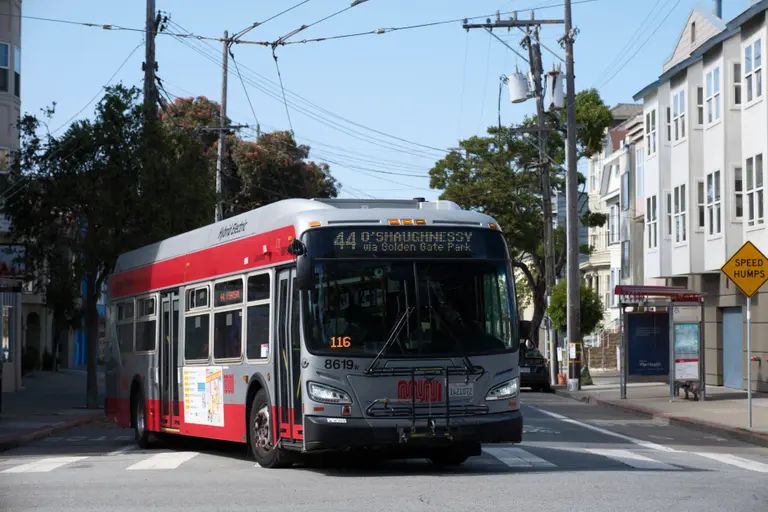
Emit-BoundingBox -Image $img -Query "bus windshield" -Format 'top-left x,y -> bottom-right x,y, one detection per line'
303,259 -> 518,357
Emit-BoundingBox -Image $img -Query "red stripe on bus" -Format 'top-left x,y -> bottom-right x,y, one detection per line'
109,225 -> 297,299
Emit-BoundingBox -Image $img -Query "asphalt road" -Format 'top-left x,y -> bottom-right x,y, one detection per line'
2,392 -> 768,512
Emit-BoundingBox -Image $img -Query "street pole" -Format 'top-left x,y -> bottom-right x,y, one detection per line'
747,296 -> 752,428
462,12 -> 564,383
562,0 -> 581,391
143,0 -> 158,121
215,30 -> 230,223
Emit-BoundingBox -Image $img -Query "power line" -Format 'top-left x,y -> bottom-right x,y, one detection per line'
275,0 -> 372,46
229,50 -> 261,135
271,49 -> 295,135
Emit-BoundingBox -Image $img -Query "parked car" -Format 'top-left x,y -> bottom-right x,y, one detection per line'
518,320 -> 552,392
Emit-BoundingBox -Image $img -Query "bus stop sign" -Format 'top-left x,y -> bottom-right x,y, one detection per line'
720,240 -> 768,298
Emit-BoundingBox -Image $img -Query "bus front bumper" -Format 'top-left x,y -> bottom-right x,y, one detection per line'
302,410 -> 523,453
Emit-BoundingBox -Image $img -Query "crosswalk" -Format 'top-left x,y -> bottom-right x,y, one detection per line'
1,444 -> 768,474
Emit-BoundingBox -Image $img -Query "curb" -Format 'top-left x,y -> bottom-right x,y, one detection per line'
0,412 -> 104,453
553,389 -> 768,448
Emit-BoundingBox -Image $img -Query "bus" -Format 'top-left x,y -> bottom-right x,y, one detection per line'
104,197 -> 523,468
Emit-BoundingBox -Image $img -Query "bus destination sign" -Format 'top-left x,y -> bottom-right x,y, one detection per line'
308,227 -> 506,259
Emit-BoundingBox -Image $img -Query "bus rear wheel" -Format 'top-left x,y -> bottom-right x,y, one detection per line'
132,388 -> 151,449
248,388 -> 293,468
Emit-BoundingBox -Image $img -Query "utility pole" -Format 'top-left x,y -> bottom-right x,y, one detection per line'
561,0 -> 581,391
143,0 -> 158,121
463,11 -> 564,385
215,30 -> 229,223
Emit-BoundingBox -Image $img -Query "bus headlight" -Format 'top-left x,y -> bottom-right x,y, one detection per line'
485,378 -> 519,401
307,382 -> 353,405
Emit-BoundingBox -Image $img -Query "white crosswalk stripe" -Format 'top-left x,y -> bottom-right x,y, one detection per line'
584,449 -> 681,470
126,452 -> 200,470
1,456 -> 88,473
1,446 -> 768,474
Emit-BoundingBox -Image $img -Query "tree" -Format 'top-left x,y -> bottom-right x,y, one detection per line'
160,97 -> 340,218
4,84 -> 215,408
428,88 -> 612,346
547,278 -> 603,337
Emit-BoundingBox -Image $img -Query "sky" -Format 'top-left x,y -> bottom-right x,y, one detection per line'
19,0 -> 751,202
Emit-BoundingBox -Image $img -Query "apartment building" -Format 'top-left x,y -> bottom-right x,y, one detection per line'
633,0 -> 768,392
582,104 -> 644,331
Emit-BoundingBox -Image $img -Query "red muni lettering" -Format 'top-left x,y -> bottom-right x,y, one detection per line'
397,379 -> 443,402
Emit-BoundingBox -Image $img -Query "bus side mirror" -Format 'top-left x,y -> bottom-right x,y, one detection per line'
288,239 -> 312,290
519,320 -> 531,341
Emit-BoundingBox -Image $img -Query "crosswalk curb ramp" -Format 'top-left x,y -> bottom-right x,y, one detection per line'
1,445 -> 767,474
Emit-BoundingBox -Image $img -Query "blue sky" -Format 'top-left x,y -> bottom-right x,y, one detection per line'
20,0 -> 749,201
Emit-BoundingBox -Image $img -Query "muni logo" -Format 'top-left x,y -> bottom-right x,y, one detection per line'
397,379 -> 442,403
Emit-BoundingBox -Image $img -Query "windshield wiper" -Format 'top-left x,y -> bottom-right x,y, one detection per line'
365,306 -> 415,374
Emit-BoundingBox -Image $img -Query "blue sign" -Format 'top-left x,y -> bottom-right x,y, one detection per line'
627,312 -> 669,376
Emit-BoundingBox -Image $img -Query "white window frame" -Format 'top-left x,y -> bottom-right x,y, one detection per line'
134,295 -> 158,355
746,153 -> 764,227
665,191 -> 672,238
672,89 -> 686,140
646,194 -> 658,249
706,170 -> 722,236
645,109 -> 657,156
734,165 -> 744,220
705,66 -> 721,124
673,184 -> 687,243
745,38 -> 762,104
696,86 -> 704,125
609,204 -> 619,244
184,283 -> 212,364
0,42 -> 8,93
244,270 -> 273,363
666,106 -> 671,142
635,147 -> 644,197
732,61 -> 742,107
696,180 -> 705,231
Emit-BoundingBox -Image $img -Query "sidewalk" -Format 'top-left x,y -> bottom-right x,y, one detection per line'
0,367 -> 107,452
553,370 -> 768,447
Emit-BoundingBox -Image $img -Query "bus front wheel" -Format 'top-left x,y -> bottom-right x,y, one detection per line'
248,388 -> 293,468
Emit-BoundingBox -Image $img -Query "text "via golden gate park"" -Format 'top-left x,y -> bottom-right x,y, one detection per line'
720,240 -> 768,298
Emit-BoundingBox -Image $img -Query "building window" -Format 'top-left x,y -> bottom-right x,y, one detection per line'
733,62 -> 742,106
696,87 -> 704,124
609,204 -> 619,244
674,184 -> 687,243
646,195 -> 658,249
696,180 -> 705,230
621,172 -> 630,210
746,154 -> 764,226
706,170 -> 722,235
621,240 -> 630,280
691,22 -> 696,43
745,39 -> 762,103
645,109 -> 656,155
672,90 -> 686,140
635,148 -> 644,197
734,166 -> 744,219
0,43 -> 8,93
666,107 -> 671,142
666,192 -> 672,237
706,67 -> 721,123
13,47 -> 19,98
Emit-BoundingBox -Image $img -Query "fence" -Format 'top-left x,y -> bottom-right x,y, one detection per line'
584,330 -> 621,371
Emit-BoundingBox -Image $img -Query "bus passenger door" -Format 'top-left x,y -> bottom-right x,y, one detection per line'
275,268 -> 303,443
160,291 -> 181,430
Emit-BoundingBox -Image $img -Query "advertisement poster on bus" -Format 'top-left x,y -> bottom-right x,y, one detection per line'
183,366 -> 224,427
626,312 -> 669,376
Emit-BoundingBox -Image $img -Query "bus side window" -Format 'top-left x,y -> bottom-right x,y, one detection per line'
246,273 -> 271,360
185,313 -> 210,361
116,301 -> 134,354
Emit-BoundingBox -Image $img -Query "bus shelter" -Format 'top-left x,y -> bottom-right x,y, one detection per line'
614,285 -> 705,402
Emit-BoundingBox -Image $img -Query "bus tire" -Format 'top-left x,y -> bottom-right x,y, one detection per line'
132,387 -> 151,449
248,388 -> 292,468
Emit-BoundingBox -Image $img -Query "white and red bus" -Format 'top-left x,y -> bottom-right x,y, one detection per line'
105,197 -> 524,468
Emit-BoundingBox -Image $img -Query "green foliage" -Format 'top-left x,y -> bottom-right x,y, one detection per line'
547,279 -> 604,336
428,89 -> 613,344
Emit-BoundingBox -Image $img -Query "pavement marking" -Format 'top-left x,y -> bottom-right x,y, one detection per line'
1,456 -> 89,473
126,451 -> 200,470
531,406 -> 680,453
694,452 -> 768,473
584,449 -> 680,470
482,446 -> 556,468
106,445 -> 138,456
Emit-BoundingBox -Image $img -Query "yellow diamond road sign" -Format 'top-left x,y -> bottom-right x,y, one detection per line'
720,240 -> 768,298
